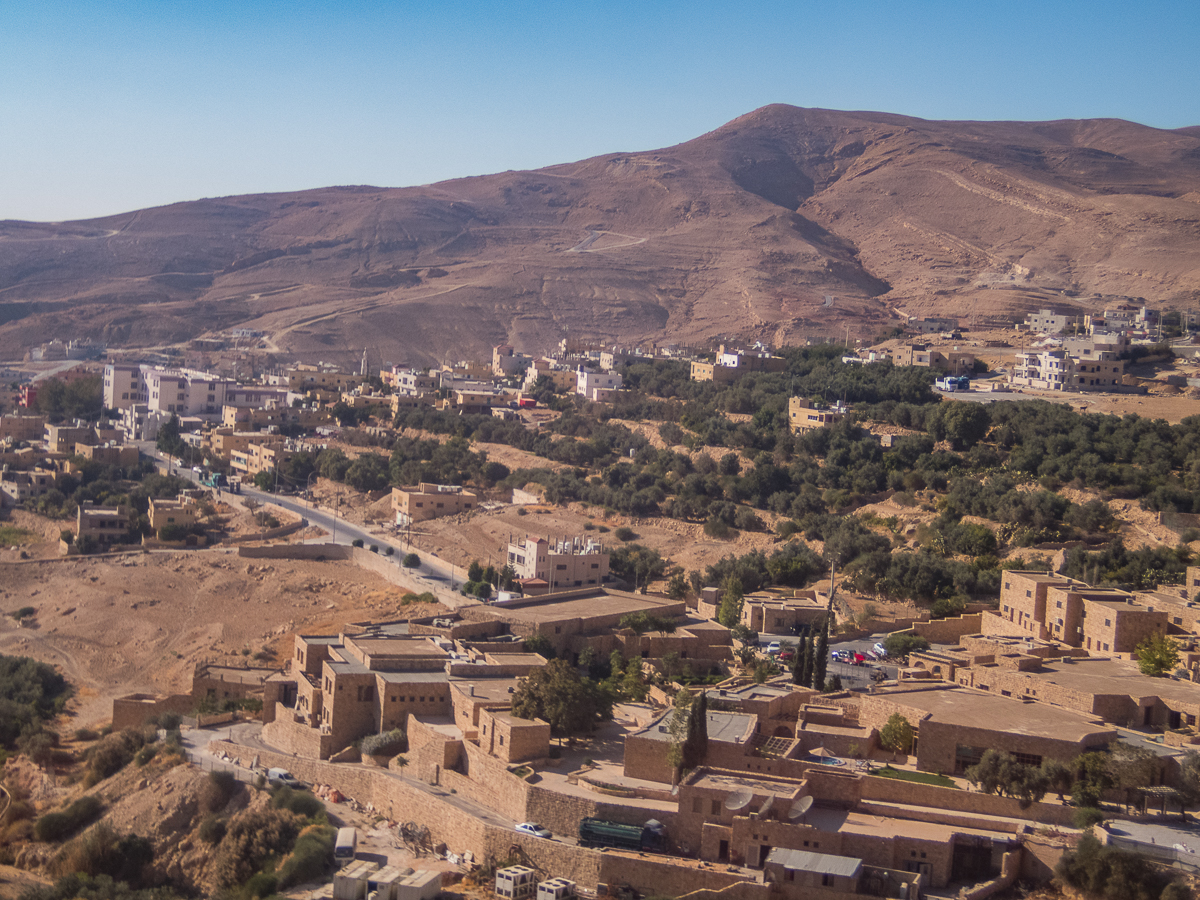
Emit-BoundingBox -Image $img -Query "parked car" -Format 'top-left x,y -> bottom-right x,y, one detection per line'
515,822 -> 552,839
266,767 -> 306,790
779,649 -> 795,662
873,642 -> 888,658
767,641 -> 781,655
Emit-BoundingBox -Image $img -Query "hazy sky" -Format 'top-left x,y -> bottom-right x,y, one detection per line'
3,0 -> 1198,222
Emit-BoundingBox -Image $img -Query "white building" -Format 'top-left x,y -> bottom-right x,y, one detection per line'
103,364 -> 141,410
575,367 -> 623,402
1023,309 -> 1070,334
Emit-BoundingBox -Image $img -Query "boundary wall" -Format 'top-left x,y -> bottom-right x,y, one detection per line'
204,740 -> 738,894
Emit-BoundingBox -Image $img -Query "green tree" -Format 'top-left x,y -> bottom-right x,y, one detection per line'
666,572 -> 689,600
813,616 -> 829,691
511,659 -> 611,736
402,552 -> 420,569
883,632 -> 930,659
155,414 -> 186,458
1135,633 -> 1179,677
879,713 -> 914,754
717,576 -> 744,628
619,612 -> 676,634
1073,751 -> 1112,809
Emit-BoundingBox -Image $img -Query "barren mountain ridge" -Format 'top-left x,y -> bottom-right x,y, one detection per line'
2,105 -> 1199,364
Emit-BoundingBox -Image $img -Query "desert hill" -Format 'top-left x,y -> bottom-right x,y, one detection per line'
2,105 -> 1199,365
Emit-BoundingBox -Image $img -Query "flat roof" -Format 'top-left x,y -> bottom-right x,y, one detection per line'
874,685 -> 1111,739
642,710 -> 756,744
766,848 -> 861,878
494,590 -> 679,625
349,637 -> 447,658
449,677 -> 521,701
1023,658 -> 1200,706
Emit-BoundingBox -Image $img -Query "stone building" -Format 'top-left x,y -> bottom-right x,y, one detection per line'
787,399 -> 849,434
392,483 -> 478,526
989,571 -> 1167,655
507,536 -> 610,589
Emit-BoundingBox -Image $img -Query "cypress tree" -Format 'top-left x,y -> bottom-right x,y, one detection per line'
799,633 -> 814,687
792,641 -> 806,685
695,690 -> 709,758
814,616 -> 829,691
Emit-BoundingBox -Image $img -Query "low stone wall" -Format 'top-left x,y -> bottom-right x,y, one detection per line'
859,774 -> 1074,826
224,517 -> 308,544
112,693 -> 193,730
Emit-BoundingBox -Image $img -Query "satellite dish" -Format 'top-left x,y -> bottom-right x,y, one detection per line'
787,796 -> 814,822
756,792 -> 776,818
724,789 -> 754,812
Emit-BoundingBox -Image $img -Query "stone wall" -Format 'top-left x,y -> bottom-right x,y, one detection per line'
111,693 -> 193,730
261,709 -> 336,758
909,614 -> 983,644
859,772 -> 1075,826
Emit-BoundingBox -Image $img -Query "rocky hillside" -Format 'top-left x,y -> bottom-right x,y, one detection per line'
1,105 -> 1198,364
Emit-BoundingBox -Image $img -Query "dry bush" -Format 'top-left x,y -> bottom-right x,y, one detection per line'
210,806 -> 301,889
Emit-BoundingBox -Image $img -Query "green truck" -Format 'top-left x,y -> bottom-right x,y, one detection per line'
578,818 -> 667,852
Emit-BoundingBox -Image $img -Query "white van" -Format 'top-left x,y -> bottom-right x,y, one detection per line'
266,767 -> 302,789
334,826 -> 357,863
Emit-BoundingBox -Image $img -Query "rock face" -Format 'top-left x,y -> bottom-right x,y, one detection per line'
2,104 -> 1198,363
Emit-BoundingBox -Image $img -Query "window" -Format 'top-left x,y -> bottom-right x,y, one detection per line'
822,875 -> 833,887
711,800 -> 721,815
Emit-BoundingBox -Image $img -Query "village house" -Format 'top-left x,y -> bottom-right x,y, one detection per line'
392,483 -> 478,526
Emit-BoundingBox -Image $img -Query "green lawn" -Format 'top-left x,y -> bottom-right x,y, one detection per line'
0,525 -> 35,545
870,766 -> 959,789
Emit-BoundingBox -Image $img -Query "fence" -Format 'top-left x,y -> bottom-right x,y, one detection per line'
1106,834 -> 1200,874
186,748 -> 262,785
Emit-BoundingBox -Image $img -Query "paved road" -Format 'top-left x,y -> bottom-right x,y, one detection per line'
139,444 -> 477,609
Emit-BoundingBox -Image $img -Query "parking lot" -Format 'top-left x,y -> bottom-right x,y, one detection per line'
758,634 -> 900,686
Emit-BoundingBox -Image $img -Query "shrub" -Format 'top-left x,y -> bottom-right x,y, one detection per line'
614,526 -> 638,542
703,517 -> 732,539
72,728 -> 99,743
210,806 -> 302,889
277,823 -> 336,888
85,729 -> 145,784
1073,806 -> 1106,829
199,815 -> 227,845
11,607 -> 36,621
270,785 -> 324,820
385,546 -> 395,556
516,507 -> 528,516
351,538 -> 364,548
243,872 -> 278,899
34,795 -> 103,842
882,633 -> 930,659
133,745 -> 157,767
200,769 -> 239,814
370,544 -> 379,553
156,712 -> 182,731
360,728 -> 407,757
402,552 -> 420,567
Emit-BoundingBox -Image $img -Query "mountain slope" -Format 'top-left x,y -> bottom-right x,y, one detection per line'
2,105 -> 1198,365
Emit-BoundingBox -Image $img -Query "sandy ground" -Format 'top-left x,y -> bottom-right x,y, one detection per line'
0,549 -> 447,728
405,500 -> 782,576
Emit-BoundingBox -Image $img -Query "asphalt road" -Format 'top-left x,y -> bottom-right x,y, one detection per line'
141,444 -> 477,609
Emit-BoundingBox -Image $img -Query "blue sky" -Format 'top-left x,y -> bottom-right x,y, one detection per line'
2,0 -> 1198,222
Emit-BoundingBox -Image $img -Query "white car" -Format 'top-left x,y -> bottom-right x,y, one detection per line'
515,822 -> 551,839
766,641 -> 781,655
